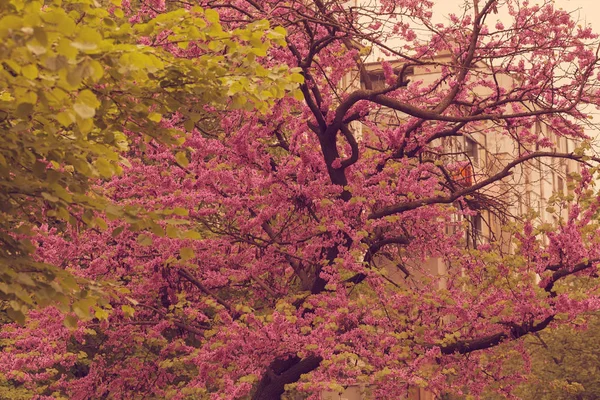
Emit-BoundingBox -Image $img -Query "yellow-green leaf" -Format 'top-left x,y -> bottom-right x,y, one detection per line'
173,207 -> 188,216
205,9 -> 220,23
94,158 -> 113,178
64,315 -> 79,328
21,64 -> 38,79
121,304 -> 135,317
56,111 -> 75,127
289,72 -> 304,83
175,152 -> 189,167
73,103 -> 96,119
148,112 -> 162,122
94,308 -> 110,320
137,234 -> 153,246
180,247 -> 195,261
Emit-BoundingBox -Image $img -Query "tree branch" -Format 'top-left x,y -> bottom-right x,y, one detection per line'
339,124 -> 359,169
252,355 -> 323,399
177,268 -> 239,318
440,315 -> 555,354
369,152 -> 599,220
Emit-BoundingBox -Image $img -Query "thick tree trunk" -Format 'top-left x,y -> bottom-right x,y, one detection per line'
252,356 -> 323,399
253,119 -> 349,399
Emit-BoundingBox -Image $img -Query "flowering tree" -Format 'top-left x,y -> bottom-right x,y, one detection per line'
0,0 -> 299,322
3,0 -> 600,399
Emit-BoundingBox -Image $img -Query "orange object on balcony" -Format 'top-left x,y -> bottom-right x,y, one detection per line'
453,164 -> 473,187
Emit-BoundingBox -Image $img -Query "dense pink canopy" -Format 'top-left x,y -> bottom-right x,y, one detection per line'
3,0 -> 600,399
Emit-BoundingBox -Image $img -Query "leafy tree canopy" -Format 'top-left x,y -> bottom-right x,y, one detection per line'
2,0 -> 600,399
518,312 -> 600,400
0,0 -> 301,323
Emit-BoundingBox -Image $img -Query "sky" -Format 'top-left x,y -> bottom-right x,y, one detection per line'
433,0 -> 600,21
368,0 -> 600,57
362,0 -> 600,136
428,0 -> 600,139
432,0 -> 599,26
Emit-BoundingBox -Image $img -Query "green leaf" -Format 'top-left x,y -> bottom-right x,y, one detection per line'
42,192 -> 60,202
21,64 -> 38,79
94,307 -> 110,320
205,9 -> 220,23
77,89 -> 100,107
289,72 -> 304,83
180,247 -> 195,261
7,308 -> 26,325
148,112 -> 162,122
73,103 -> 96,119
183,230 -> 202,240
166,225 -> 179,238
111,226 -> 124,237
173,207 -> 188,216
94,217 -> 108,230
71,27 -> 103,51
149,222 -> 165,237
292,89 -> 304,101
57,38 -> 78,59
33,26 -> 48,46
26,42 -> 47,55
15,102 -> 34,118
137,234 -> 153,246
94,158 -> 113,178
232,95 -> 248,108
73,90 -> 100,118
73,298 -> 95,319
183,119 -> 195,132
121,304 -> 135,317
56,111 -> 75,127
64,315 -> 79,328
175,152 -> 189,167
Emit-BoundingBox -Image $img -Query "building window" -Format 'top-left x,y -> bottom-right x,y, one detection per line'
557,175 -> 564,194
468,213 -> 483,248
535,120 -> 542,134
465,137 -> 479,166
364,72 -> 387,91
360,66 -> 413,91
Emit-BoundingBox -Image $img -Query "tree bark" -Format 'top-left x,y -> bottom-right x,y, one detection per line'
252,356 -> 323,400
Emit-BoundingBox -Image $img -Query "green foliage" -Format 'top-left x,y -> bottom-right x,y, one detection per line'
515,313 -> 600,400
0,374 -> 35,400
0,0 -> 300,322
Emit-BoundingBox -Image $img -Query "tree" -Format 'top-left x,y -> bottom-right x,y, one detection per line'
2,0 -> 600,399
516,311 -> 600,400
459,311 -> 600,400
0,0 -> 300,322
